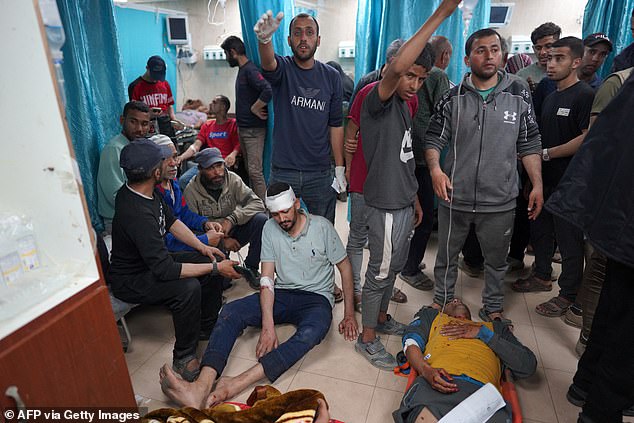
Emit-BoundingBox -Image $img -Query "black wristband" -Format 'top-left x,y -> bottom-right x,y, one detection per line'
211,261 -> 219,276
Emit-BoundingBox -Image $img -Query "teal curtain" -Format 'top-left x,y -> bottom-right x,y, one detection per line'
239,0 -> 294,182
57,0 -> 128,231
355,0 -> 490,85
583,0 -> 634,77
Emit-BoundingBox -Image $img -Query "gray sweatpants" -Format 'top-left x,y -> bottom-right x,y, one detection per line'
362,204 -> 414,328
434,205 -> 514,313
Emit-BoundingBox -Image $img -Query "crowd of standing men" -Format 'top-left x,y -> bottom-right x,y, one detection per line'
95,2 -> 634,421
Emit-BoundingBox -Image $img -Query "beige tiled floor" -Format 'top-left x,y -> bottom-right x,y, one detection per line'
125,200 -> 634,422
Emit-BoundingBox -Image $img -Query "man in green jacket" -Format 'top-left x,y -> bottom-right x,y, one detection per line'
184,148 -> 267,288
97,101 -> 151,230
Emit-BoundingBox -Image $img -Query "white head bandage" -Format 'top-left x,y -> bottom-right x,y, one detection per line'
265,187 -> 297,213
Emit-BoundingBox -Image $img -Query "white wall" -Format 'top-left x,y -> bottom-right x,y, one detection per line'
127,0 -> 357,111
494,0 -> 585,41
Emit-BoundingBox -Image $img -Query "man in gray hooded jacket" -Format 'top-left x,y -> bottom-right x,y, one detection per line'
425,28 -> 543,323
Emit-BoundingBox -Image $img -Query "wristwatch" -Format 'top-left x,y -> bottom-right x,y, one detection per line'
542,148 -> 551,161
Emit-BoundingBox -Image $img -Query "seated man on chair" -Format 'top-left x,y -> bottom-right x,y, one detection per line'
151,134 -> 224,253
393,299 -> 537,423
109,139 -> 242,382
184,147 -> 267,288
159,182 -> 359,408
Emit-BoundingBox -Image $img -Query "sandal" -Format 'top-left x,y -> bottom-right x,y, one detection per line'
334,286 -> 344,303
535,296 -> 572,317
478,308 -> 512,324
511,274 -> 552,292
390,287 -> 408,303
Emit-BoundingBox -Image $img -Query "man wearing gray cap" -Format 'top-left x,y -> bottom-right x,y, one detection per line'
184,148 -> 268,289
151,135 -> 224,253
109,139 -> 241,382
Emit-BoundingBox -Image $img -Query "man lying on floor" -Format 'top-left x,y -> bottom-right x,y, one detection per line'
393,299 -> 537,423
160,182 -> 359,408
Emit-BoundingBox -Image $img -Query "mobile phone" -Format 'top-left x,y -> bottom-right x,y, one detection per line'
151,107 -> 162,114
233,264 -> 251,276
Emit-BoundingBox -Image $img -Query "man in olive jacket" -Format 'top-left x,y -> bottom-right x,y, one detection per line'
184,148 -> 267,286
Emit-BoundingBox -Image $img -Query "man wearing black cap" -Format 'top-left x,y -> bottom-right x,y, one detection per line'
128,55 -> 177,137
109,139 -> 241,382
183,147 -> 268,289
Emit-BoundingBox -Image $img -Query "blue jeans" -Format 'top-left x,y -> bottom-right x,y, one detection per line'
201,289 -> 332,382
269,167 -> 336,224
178,165 -> 198,192
229,212 -> 268,269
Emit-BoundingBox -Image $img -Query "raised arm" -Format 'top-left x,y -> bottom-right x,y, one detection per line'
255,11 -> 284,71
377,0 -> 460,101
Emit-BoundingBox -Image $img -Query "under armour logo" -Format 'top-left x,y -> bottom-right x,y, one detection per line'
503,111 -> 517,124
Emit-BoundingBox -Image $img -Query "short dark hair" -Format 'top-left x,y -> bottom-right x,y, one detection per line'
124,162 -> 161,184
123,100 -> 149,117
289,13 -> 319,36
267,182 -> 291,197
552,36 -> 584,60
430,35 -> 451,59
414,43 -> 435,71
465,28 -> 502,56
216,95 -> 230,112
220,36 -> 246,55
385,39 -> 404,64
530,22 -> 562,44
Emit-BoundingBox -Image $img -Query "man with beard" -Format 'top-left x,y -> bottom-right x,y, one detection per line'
513,38 -> 594,319
177,95 -> 240,190
425,28 -> 543,323
97,101 -> 150,229
109,139 -> 241,382
254,11 -> 345,224
151,135 -> 224,253
183,148 -> 267,289
159,182 -> 358,408
220,36 -> 272,201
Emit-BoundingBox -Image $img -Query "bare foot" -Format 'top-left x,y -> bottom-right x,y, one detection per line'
205,376 -> 237,407
159,364 -> 208,408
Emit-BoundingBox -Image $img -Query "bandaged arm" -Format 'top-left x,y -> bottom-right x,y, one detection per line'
259,261 -> 276,329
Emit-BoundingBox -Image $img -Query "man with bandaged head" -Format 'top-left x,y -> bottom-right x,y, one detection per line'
159,182 -> 358,408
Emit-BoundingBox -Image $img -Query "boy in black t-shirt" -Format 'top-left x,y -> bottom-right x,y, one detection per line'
512,37 -> 594,319
352,0 -> 461,370
109,139 -> 241,382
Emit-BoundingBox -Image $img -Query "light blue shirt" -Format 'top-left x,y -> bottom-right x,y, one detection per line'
260,210 -> 347,307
